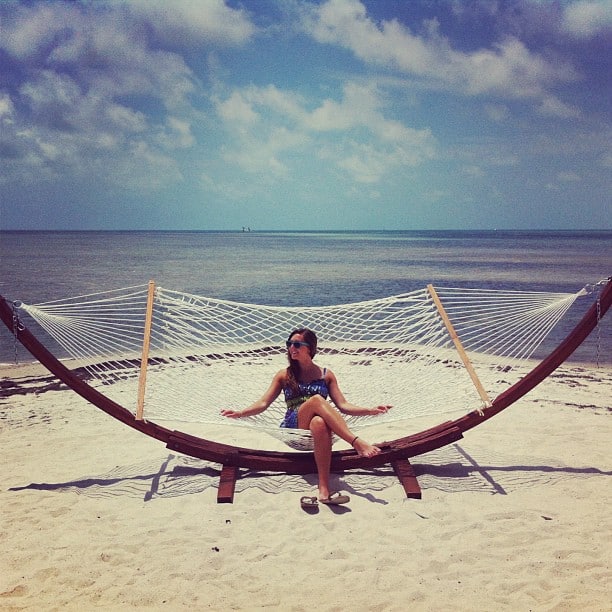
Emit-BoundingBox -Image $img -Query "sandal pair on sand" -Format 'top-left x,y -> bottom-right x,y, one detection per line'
300,491 -> 350,510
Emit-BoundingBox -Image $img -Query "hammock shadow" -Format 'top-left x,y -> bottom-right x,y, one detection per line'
8,455 -> 222,501
8,444 -> 611,502
408,445 -> 612,496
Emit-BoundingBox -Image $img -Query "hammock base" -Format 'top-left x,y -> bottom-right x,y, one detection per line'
216,458 -> 423,503
166,419 -> 463,501
1,279 -> 609,503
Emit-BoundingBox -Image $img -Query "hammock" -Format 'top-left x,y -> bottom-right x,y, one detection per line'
2,279 -> 609,501
7,280 -> 607,453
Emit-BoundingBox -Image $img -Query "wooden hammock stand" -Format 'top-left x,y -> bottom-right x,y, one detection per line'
1,279 -> 610,503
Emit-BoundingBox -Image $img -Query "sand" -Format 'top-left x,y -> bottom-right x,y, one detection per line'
0,361 -> 611,611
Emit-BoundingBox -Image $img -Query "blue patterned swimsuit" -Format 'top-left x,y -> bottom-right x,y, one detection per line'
281,369 -> 328,429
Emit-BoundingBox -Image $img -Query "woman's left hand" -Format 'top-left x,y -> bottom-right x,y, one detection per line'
221,409 -> 243,418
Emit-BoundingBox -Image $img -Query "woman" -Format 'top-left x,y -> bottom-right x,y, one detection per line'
221,328 -> 391,509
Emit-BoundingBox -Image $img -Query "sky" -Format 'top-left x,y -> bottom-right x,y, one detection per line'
0,0 -> 611,231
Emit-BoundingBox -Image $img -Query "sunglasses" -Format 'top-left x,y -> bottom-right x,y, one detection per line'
286,340 -> 310,349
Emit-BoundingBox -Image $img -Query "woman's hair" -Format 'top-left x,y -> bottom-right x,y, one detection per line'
285,328 -> 318,393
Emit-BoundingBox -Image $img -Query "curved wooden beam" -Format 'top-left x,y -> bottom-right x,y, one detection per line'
1,279 -> 610,476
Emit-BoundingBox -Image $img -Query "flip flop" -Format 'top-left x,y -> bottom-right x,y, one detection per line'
320,491 -> 350,505
300,496 -> 319,511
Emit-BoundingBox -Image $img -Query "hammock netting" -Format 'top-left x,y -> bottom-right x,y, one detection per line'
15,283 -> 593,450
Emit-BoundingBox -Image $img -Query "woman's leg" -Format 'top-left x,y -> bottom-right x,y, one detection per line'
297,395 -> 381,458
309,416 -> 332,499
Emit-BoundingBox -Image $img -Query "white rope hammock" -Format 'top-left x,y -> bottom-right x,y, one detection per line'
17,283 -> 584,450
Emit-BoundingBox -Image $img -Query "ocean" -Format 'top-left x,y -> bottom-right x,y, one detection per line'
0,230 -> 610,365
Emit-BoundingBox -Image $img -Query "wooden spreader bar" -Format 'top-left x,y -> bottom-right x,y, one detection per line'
136,280 -> 156,421
427,284 -> 491,411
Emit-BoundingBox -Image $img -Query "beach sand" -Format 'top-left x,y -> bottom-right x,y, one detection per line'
0,361 -> 611,611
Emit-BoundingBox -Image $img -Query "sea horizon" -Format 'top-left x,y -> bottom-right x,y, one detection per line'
2,228 -> 611,233
1,228 -> 610,365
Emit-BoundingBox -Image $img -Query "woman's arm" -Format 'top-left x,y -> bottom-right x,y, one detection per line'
221,370 -> 285,418
326,369 -> 392,416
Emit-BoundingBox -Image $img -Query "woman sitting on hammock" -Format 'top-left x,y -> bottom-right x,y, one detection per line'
222,328 -> 391,507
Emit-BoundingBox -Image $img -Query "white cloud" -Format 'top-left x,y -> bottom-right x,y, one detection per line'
489,154 -> 520,167
128,0 -> 256,47
0,93 -> 16,121
242,86 -> 307,123
3,79 -> 183,189
462,165 -> 485,178
0,2 -> 201,192
546,170 -> 583,192
484,103 -> 510,122
304,0 -> 435,73
562,1 -> 612,38
306,83 -> 382,130
217,91 -> 260,125
221,143 -> 287,177
0,3 -> 78,60
170,117 -> 194,145
557,171 -> 582,182
219,119 -> 311,177
215,81 -> 435,183
106,104 -> 148,133
338,147 -> 386,184
423,188 -> 449,202
455,37 -> 575,98
536,96 -> 581,119
2,2 -> 199,113
160,117 -> 195,149
306,82 -> 436,166
304,0 -> 579,100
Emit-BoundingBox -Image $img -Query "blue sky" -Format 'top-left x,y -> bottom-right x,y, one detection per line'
0,0 -> 610,230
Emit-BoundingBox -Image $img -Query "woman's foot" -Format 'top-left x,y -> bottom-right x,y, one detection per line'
351,436 -> 381,458
320,491 -> 350,505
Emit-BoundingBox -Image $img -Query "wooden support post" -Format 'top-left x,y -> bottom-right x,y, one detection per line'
391,459 -> 422,499
136,280 -> 156,421
218,464 -> 240,503
427,284 -> 491,412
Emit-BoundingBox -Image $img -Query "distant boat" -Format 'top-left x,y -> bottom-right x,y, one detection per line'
241,226 -> 251,232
